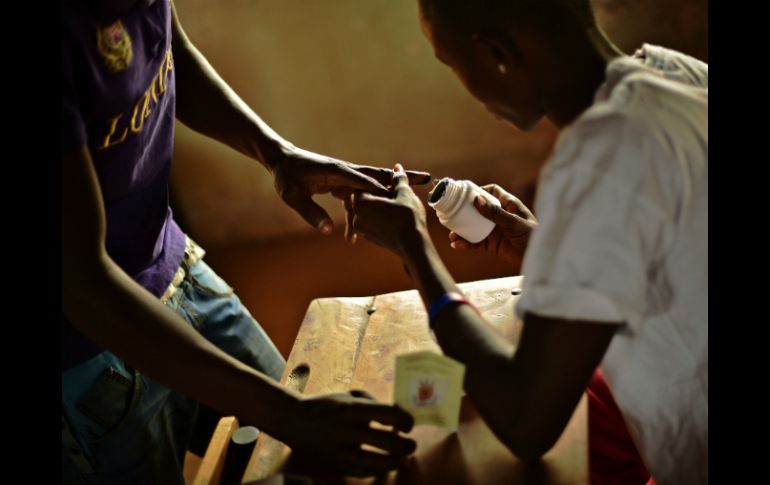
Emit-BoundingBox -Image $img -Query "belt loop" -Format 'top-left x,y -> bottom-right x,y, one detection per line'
160,236 -> 206,304
184,235 -> 206,268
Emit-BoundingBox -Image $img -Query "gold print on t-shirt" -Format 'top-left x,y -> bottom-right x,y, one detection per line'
99,49 -> 174,150
97,20 -> 133,74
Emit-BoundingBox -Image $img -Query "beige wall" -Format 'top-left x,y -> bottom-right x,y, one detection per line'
591,0 -> 708,61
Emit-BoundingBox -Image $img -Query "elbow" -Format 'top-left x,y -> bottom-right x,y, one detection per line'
495,418 -> 559,463
63,246 -> 111,308
507,442 -> 550,463
503,435 -> 555,463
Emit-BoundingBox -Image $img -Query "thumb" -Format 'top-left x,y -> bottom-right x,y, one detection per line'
349,389 -> 376,400
392,163 -> 409,189
474,195 -> 523,228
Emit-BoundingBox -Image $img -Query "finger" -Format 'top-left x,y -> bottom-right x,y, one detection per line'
473,195 -> 523,228
350,213 -> 377,246
480,183 -> 511,201
481,184 -> 533,217
344,403 -> 415,432
344,194 -> 356,244
337,427 -> 417,456
353,191 -> 393,208
349,166 -> 393,187
323,165 -> 390,196
450,237 -> 474,251
405,169 -> 432,185
349,389 -> 376,400
449,231 -> 482,251
352,193 -> 403,234
354,165 -> 432,186
350,194 -> 399,248
284,190 -> 333,235
391,164 -> 411,197
331,188 -> 352,200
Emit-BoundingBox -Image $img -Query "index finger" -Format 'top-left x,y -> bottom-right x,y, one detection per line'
480,183 -> 513,201
391,163 -> 410,193
345,402 -> 415,432
353,165 -> 432,186
325,166 -> 390,197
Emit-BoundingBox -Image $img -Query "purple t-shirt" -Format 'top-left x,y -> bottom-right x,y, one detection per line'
62,0 -> 186,369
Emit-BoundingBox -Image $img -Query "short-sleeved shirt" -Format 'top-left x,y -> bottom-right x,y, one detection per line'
62,0 -> 186,369
515,46 -> 707,484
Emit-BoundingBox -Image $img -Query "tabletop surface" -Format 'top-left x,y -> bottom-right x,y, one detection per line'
242,276 -> 588,485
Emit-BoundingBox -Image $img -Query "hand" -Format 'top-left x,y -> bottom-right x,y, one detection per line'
345,164 -> 428,256
281,390 -> 416,477
270,146 -> 430,235
448,184 -> 537,272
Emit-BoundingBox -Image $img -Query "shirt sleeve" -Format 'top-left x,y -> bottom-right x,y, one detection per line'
515,113 -> 671,334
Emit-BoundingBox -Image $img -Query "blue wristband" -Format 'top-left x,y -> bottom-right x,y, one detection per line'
428,291 -> 473,328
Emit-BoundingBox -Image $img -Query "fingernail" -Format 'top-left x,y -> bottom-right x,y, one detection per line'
319,221 -> 332,235
476,196 -> 487,208
450,242 -> 457,249
351,233 -> 358,244
394,163 -> 404,172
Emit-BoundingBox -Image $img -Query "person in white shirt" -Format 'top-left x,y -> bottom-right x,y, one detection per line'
344,1 -> 707,483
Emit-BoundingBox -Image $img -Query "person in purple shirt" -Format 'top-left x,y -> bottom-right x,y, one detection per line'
62,1 -> 428,482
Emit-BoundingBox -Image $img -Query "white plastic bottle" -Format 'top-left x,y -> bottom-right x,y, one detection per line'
427,178 -> 501,243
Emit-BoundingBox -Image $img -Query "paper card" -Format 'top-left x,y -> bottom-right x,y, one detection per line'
394,350 -> 466,432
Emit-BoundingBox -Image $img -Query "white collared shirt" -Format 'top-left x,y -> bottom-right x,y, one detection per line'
516,45 -> 707,484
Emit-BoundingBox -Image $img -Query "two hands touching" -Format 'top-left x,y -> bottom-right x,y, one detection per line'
263,152 -> 428,476
270,155 -> 536,477
269,146 -> 430,236
340,163 -> 537,273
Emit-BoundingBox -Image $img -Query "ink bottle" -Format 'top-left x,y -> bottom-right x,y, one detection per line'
427,178 -> 501,243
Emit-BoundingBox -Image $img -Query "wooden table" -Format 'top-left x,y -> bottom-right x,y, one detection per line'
208,276 -> 587,484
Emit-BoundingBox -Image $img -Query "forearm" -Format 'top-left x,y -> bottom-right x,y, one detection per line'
402,231 -> 513,363
171,5 -> 289,170
63,254 -> 298,437
400,231 -> 552,459
401,234 -> 522,432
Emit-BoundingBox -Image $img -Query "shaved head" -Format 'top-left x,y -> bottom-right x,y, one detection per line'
415,0 -> 627,129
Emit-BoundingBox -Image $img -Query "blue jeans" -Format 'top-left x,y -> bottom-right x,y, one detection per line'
62,259 -> 286,484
